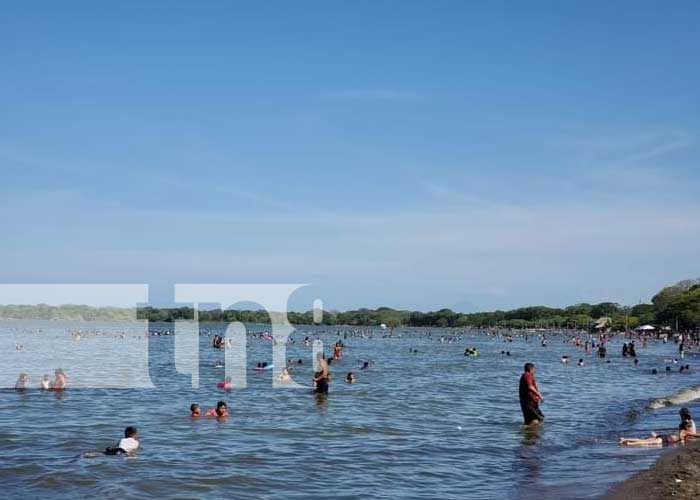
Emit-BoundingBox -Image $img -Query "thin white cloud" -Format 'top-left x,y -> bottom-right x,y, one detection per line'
318,88 -> 422,102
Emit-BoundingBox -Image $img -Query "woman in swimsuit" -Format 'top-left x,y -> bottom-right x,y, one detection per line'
313,353 -> 329,394
619,420 -> 696,446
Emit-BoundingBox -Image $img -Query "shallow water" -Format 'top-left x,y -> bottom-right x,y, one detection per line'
1,321 -> 698,499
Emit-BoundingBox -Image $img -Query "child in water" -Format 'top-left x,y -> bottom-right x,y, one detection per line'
345,371 -> 356,383
190,403 -> 201,417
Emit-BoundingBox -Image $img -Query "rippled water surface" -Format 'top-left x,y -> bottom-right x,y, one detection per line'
1,321 -> 699,499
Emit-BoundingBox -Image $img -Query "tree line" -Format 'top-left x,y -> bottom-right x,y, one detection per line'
1,279 -> 698,331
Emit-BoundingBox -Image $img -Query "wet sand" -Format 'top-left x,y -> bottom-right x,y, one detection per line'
605,441 -> 700,500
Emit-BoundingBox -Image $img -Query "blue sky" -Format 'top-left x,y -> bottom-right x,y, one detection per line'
1,1 -> 699,311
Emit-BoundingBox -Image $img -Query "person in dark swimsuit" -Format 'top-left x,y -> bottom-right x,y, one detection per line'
313,353 -> 329,394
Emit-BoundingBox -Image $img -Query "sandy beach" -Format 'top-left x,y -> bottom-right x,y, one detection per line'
605,441 -> 700,500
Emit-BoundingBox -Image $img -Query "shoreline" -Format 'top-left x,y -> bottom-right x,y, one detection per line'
604,441 -> 700,499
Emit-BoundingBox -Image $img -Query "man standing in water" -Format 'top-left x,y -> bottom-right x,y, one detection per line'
519,363 -> 544,425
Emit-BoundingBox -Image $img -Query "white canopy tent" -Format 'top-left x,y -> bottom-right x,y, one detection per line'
635,324 -> 656,331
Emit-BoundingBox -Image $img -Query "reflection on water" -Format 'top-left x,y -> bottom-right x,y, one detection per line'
0,320 -> 697,499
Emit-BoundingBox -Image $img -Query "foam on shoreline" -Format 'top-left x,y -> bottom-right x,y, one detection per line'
647,385 -> 700,410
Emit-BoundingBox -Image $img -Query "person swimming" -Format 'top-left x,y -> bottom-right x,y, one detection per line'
190,403 -> 201,417
278,368 -> 292,384
345,371 -> 356,384
217,377 -> 233,391
205,401 -> 229,417
361,361 -> 369,370
40,374 -> 51,390
214,360 -> 224,369
105,426 -> 140,455
578,358 -> 584,367
212,335 -> 223,349
560,356 -> 569,364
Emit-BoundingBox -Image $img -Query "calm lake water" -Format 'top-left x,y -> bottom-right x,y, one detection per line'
1,321 -> 698,499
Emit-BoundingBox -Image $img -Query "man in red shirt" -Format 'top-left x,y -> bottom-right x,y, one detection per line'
519,362 -> 544,425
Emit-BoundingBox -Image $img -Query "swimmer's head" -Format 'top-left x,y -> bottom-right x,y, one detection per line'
680,407 -> 692,420
524,362 -> 535,373
216,401 -> 228,416
190,403 -> 201,416
124,426 -> 138,439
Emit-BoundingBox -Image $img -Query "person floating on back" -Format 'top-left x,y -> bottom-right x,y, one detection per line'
619,420 -> 696,446
519,362 -> 544,425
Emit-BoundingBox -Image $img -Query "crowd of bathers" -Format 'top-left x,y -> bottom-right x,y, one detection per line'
10,324 -> 700,458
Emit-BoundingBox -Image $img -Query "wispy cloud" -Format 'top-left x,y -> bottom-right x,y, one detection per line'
318,88 -> 422,102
